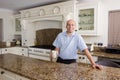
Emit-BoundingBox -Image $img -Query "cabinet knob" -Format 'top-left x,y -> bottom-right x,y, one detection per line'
1,71 -> 5,74
82,57 -> 85,59
5,49 -> 7,51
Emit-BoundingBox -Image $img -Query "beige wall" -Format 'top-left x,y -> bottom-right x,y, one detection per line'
0,8 -> 14,42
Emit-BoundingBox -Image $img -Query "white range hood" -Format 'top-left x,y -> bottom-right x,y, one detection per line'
23,15 -> 63,23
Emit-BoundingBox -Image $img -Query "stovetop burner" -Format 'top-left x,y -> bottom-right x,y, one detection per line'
30,45 -> 55,50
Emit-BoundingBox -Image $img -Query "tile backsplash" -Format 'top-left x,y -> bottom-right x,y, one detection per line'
36,28 -> 62,46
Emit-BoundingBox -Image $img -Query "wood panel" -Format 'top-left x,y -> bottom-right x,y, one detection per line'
36,28 -> 62,45
108,11 -> 120,45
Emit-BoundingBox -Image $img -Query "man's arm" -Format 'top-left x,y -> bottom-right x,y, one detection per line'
84,48 -> 103,70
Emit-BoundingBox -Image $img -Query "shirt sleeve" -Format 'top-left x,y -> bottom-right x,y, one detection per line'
53,34 -> 61,48
77,35 -> 87,51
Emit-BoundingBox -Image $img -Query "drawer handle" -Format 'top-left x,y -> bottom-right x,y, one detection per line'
1,71 -> 5,74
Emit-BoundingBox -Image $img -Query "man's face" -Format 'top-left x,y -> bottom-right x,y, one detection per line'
66,20 -> 76,33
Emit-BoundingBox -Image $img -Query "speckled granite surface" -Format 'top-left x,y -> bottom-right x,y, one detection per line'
0,54 -> 120,80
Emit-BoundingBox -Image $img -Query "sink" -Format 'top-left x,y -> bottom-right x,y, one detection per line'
96,60 -> 120,68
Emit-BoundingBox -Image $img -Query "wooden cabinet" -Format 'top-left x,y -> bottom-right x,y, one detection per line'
76,2 -> 102,36
0,68 -> 30,80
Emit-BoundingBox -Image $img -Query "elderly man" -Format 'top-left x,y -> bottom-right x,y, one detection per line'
52,19 -> 102,70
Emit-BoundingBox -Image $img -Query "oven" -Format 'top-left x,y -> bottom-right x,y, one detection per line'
28,45 -> 55,61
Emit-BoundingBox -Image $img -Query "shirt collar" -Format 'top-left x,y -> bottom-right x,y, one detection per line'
64,31 -> 76,36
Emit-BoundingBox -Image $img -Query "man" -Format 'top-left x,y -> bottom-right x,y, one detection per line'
52,19 -> 103,70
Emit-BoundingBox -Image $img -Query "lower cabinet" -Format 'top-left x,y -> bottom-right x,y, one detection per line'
1,47 -> 28,57
29,54 -> 50,61
77,54 -> 98,64
19,47 -> 28,56
86,56 -> 98,64
77,55 -> 87,63
1,48 -> 12,54
0,68 -> 30,80
16,75 -> 30,80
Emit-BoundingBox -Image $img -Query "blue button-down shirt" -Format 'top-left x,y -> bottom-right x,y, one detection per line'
53,31 -> 87,59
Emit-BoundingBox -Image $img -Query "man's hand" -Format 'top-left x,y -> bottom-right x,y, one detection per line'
92,64 -> 103,70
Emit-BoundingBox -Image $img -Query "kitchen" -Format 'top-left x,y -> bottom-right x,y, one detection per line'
0,0 -> 120,80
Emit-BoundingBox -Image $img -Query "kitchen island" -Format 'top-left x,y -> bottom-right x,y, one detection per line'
0,54 -> 120,80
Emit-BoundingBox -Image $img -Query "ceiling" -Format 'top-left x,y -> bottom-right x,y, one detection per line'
0,0 -> 68,11
0,0 -> 97,12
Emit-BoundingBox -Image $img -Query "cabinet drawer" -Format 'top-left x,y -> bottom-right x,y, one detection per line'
16,75 -> 30,80
86,56 -> 98,64
29,54 -> 50,61
77,55 -> 87,63
0,68 -> 16,80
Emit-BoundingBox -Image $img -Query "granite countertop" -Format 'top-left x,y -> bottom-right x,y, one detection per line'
0,54 -> 120,80
78,51 -> 120,59
92,52 -> 120,59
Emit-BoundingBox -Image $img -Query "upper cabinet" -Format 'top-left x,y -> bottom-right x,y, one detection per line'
78,8 -> 94,31
14,14 -> 21,35
76,2 -> 103,36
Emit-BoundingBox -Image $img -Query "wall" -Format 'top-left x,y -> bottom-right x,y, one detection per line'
0,8 -> 14,42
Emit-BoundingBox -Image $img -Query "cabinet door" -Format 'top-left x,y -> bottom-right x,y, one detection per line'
9,47 -> 21,55
29,54 -> 50,61
1,48 -> 12,54
16,75 -> 30,80
86,56 -> 98,64
14,14 -> 21,35
77,55 -> 87,63
77,2 -> 101,36
0,69 -> 16,80
20,48 -> 28,56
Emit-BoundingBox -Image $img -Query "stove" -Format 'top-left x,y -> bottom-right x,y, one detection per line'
28,45 -> 55,61
30,45 -> 55,50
